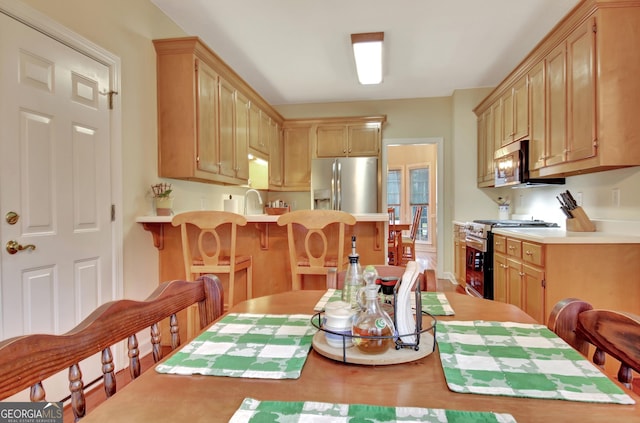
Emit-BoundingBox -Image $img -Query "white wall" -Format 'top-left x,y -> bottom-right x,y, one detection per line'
492,166 -> 640,227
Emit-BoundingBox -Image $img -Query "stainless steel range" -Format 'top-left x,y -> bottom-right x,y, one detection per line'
463,219 -> 559,299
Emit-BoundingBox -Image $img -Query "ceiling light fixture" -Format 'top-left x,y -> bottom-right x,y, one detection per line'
351,32 -> 384,85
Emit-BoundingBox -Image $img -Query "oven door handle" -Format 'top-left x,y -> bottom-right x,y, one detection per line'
465,237 -> 486,252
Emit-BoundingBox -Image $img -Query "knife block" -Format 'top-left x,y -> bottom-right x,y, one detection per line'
566,206 -> 596,232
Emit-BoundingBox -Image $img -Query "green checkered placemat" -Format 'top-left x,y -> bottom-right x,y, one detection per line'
155,313 -> 316,379
229,397 -> 517,422
314,289 -> 454,316
436,320 -> 636,404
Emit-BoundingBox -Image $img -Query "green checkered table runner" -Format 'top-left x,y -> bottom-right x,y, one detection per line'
314,289 -> 454,316
229,397 -> 517,422
155,313 -> 316,379
436,320 -> 636,404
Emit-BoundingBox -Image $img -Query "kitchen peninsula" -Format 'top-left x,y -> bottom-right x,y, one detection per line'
137,212 -> 387,298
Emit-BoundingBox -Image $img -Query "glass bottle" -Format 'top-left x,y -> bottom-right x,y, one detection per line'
352,284 -> 396,354
362,265 -> 378,287
341,236 -> 363,309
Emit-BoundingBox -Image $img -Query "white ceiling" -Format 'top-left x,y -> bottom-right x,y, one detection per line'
151,0 -> 581,106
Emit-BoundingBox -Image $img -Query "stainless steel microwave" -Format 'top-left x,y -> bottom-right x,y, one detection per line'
494,140 -> 565,188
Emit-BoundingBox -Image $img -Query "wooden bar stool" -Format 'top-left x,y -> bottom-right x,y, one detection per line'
277,210 -> 356,290
400,207 -> 423,265
387,207 -> 398,265
326,264 -> 433,292
172,211 -> 252,310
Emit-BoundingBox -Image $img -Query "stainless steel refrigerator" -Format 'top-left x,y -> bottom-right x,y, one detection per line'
311,157 -> 378,213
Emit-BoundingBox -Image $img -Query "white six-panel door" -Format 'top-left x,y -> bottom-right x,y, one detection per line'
0,11 -> 114,343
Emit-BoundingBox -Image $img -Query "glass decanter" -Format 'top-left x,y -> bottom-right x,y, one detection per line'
352,284 -> 396,355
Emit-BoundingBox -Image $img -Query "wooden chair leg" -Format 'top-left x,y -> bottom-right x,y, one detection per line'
228,271 -> 235,308
292,273 -> 302,290
246,259 -> 253,299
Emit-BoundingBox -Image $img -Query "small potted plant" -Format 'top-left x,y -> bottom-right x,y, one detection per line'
152,183 -> 173,216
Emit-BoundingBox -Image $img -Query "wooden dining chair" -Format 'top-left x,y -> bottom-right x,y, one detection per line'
548,298 -> 640,393
0,275 -> 224,421
387,207 -> 398,265
277,210 -> 356,290
326,265 -> 434,292
399,207 -> 423,264
172,211 -> 253,310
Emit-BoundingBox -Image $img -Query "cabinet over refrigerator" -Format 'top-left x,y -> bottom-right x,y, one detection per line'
311,157 -> 378,213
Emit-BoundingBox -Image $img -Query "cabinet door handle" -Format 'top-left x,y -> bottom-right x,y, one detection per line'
525,250 -> 533,256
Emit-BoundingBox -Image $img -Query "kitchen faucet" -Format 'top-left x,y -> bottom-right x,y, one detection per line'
244,189 -> 263,214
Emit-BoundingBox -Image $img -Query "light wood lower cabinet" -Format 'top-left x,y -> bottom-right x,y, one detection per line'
494,233 -> 640,324
493,253 -> 508,304
494,235 -> 546,323
453,223 -> 466,284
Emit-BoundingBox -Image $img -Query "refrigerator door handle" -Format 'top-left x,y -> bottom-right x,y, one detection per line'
336,160 -> 342,210
331,159 -> 336,210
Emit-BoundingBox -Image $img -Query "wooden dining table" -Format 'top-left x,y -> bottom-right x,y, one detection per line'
80,291 -> 640,422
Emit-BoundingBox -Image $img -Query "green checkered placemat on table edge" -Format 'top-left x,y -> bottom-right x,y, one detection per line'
155,313 -> 316,379
314,289 -> 455,316
229,397 -> 517,422
436,320 -> 636,404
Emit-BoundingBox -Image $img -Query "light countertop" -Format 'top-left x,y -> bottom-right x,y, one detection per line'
491,227 -> 640,244
136,212 -> 388,224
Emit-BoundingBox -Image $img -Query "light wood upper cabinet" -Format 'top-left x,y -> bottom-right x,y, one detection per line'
316,125 -> 345,157
546,42 -> 568,168
218,77 -> 238,179
248,102 -> 259,152
477,108 -> 495,187
260,111 -> 272,156
349,123 -> 381,156
491,101 -> 502,153
234,91 -> 250,181
476,114 -> 487,185
154,38 -> 386,192
476,2 -> 640,181
512,76 -> 529,142
195,59 -> 220,176
282,125 -> 312,190
566,17 -> 596,163
268,118 -> 283,188
154,37 -> 283,185
316,121 -> 382,157
529,61 -> 546,171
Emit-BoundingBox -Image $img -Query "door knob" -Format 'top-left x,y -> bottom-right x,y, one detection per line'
6,240 -> 36,255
